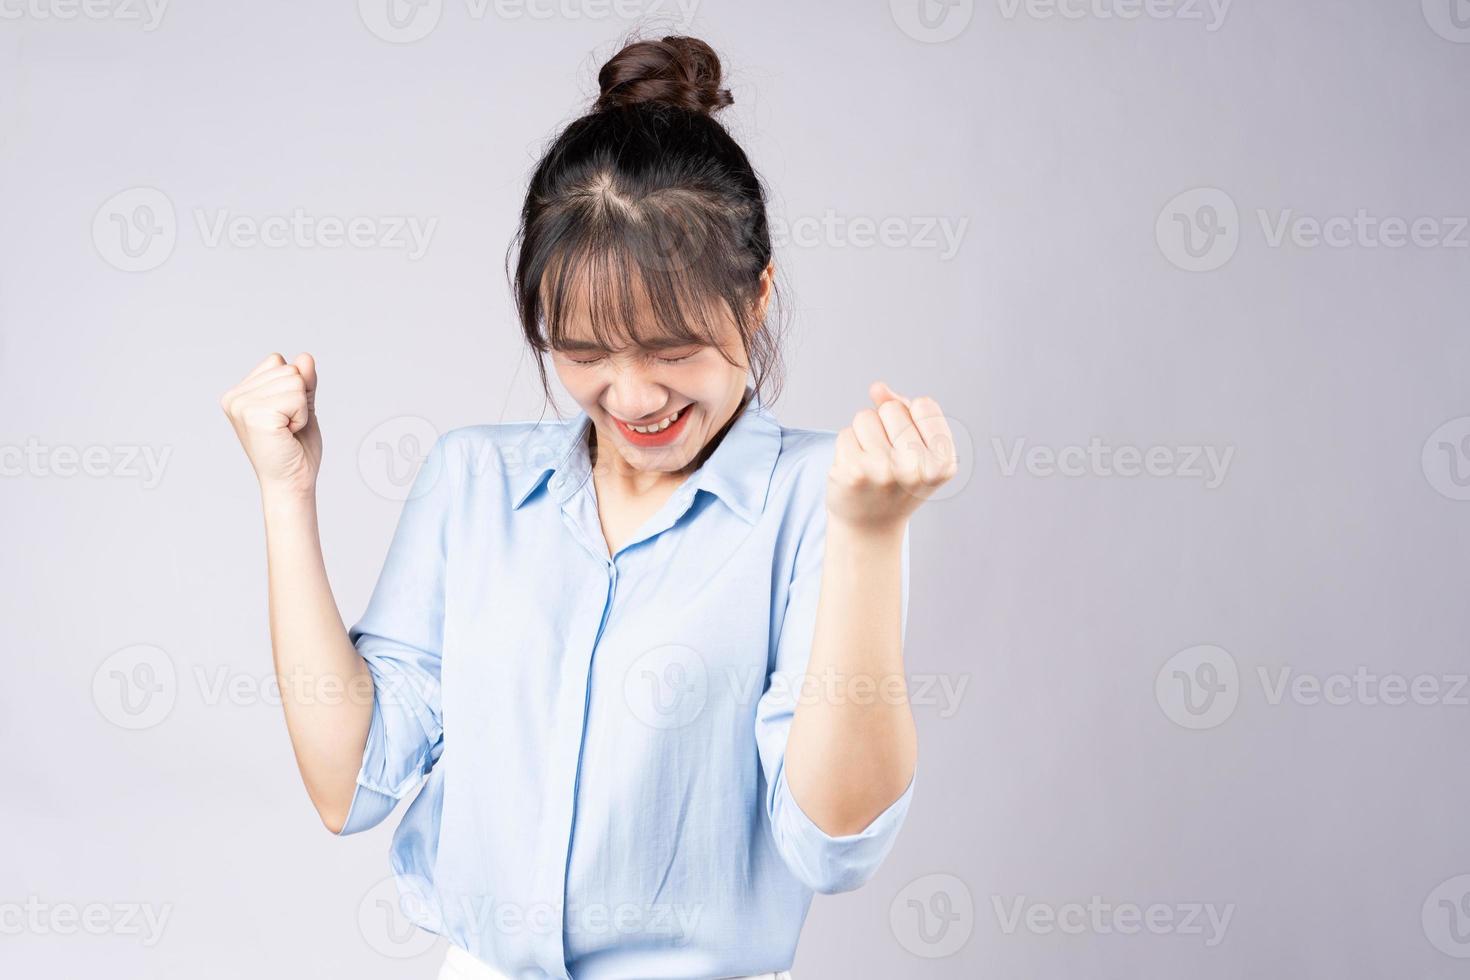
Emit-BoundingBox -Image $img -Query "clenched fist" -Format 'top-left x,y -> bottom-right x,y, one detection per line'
825,380 -> 958,534
220,352 -> 322,497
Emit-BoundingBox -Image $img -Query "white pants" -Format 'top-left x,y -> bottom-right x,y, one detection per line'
437,943 -> 793,980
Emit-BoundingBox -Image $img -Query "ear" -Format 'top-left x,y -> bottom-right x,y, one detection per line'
755,259 -> 776,321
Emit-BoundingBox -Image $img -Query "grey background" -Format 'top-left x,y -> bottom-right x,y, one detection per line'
3,0 -> 1469,977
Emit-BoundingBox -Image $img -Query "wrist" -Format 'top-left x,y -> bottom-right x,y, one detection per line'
824,512 -> 907,548
260,482 -> 318,517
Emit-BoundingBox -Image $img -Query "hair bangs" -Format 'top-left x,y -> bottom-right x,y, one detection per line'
536,204 -> 750,364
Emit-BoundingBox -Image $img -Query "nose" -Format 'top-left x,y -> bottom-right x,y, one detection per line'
603,369 -> 671,425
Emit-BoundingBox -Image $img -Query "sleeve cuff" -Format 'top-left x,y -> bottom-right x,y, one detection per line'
770,761 -> 917,894
332,703 -> 429,837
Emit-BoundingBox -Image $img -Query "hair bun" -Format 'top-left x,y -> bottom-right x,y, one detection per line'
594,35 -> 734,115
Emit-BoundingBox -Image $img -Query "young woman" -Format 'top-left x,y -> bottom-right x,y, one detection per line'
220,34 -> 956,980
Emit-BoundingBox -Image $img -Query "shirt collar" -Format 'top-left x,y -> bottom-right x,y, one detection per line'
509,384 -> 782,524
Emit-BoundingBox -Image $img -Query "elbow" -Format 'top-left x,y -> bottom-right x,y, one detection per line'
320,808 -> 348,836
309,781 -> 359,836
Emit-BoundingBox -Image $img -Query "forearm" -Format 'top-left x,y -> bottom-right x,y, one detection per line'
260,488 -> 373,830
781,520 -> 917,836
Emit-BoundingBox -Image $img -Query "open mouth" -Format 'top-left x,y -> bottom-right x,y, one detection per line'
612,406 -> 691,447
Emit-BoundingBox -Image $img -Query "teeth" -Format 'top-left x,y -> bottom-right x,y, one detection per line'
628,408 -> 682,433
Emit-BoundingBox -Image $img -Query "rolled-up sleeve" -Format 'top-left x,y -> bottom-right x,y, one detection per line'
336,431 -> 457,837
755,494 -> 916,894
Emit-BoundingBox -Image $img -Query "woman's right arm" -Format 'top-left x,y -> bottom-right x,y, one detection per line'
220,351 -> 370,833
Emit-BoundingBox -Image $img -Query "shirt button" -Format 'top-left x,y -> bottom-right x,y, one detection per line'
550,474 -> 564,489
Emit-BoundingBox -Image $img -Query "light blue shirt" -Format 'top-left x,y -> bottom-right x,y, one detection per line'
338,384 -> 915,979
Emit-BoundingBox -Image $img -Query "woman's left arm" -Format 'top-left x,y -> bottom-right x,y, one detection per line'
782,382 -> 958,837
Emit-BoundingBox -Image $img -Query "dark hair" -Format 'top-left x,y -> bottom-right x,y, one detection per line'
507,34 -> 785,416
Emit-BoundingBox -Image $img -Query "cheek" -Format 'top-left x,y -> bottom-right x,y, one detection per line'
552,360 -> 602,394
666,356 -> 736,395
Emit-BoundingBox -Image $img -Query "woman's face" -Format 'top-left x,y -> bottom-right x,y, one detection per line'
549,267 -> 771,480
